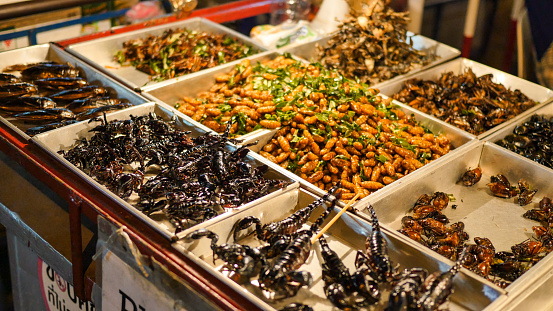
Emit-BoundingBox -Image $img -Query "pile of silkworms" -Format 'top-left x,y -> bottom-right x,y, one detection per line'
176,55 -> 453,200
115,28 -> 258,82
60,113 -> 286,232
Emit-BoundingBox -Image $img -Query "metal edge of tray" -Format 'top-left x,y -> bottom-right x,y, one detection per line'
30,102 -> 297,240
173,188 -> 504,311
376,58 -> 553,140
358,139 -> 553,302
0,43 -> 150,141
141,50 -> 307,143
279,33 -> 461,89
242,93 -> 477,209
66,17 -> 268,91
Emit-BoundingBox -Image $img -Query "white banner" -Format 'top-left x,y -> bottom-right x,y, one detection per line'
101,251 -> 175,311
38,258 -> 95,311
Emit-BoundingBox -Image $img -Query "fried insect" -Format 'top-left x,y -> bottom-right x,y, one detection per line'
34,77 -> 88,90
13,108 -> 75,123
0,73 -> 21,85
0,83 -> 38,97
25,120 -> 79,136
0,96 -> 56,112
257,192 -> 341,300
20,63 -> 79,80
460,167 -> 482,186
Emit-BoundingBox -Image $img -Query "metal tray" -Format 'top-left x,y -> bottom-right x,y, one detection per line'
377,58 -> 553,140
279,33 -> 461,89
0,43 -> 150,141
242,94 -> 476,209
360,140 -> 553,298
142,51 -> 302,143
66,17 -> 267,92
31,102 -> 298,240
174,188 -> 503,311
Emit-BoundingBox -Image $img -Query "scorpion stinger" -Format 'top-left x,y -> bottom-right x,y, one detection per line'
355,203 -> 397,285
257,190 -> 342,301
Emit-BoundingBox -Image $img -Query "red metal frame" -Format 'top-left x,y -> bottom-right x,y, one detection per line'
1,1 -> 275,310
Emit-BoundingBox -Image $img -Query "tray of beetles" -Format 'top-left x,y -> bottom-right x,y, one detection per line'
279,33 -> 460,89
30,102 -> 298,240
142,51 -> 476,207
66,17 -> 267,92
174,186 -> 505,311
485,101 -> 553,173
355,140 -> 553,307
377,58 -> 553,140
0,43 -> 150,141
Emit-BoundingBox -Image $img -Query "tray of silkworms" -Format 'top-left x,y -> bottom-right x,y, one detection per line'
66,17 -> 266,92
359,140 -> 553,303
484,102 -> 553,172
278,0 -> 460,88
31,102 -> 298,240
143,52 -> 475,205
0,43 -> 150,141
174,187 -> 505,311
377,58 -> 553,139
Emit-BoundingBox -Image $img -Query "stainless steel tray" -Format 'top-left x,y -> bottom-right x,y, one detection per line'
377,58 -> 553,140
361,141 -> 553,298
279,33 -> 461,89
0,43 -> 150,141
142,51 -> 301,143
66,17 -> 267,92
243,94 -> 476,209
31,102 -> 298,240
174,188 -> 503,311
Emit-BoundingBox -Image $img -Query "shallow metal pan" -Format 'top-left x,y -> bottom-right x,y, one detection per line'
279,33 -> 460,89
175,188 -> 503,311
66,17 -> 267,92
0,43 -> 149,141
377,58 -> 553,140
361,140 -> 553,299
31,102 -> 298,240
242,94 -> 476,209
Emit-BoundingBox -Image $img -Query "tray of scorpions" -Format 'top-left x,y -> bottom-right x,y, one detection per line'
0,43 -> 150,141
31,102 -> 298,240
377,58 -> 553,139
66,17 -> 266,91
175,186 -> 503,311
142,51 -> 476,207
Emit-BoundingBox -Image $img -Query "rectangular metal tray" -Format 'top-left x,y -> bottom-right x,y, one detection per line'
242,94 -> 476,209
142,51 -> 301,143
0,43 -> 150,141
279,33 -> 461,89
174,188 -> 504,311
360,140 -> 553,298
377,58 -> 553,139
31,102 -> 298,240
66,17 -> 267,92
